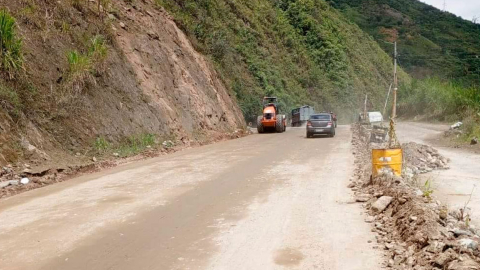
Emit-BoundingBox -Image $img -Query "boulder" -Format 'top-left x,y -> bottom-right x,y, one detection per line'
471,137 -> 478,145
447,258 -> 480,270
371,196 -> 393,213
457,239 -> 478,250
355,194 -> 370,202
434,249 -> 456,267
450,122 -> 462,130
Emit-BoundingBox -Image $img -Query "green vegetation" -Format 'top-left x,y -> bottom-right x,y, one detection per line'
115,134 -> 156,157
94,134 -> 157,157
66,35 -> 108,83
327,0 -> 480,86
399,77 -> 479,140
155,0 -> 404,121
422,179 -> 434,200
0,83 -> 21,117
327,0 -> 479,138
399,78 -> 479,118
67,50 -> 92,80
0,9 -> 23,78
94,136 -> 110,153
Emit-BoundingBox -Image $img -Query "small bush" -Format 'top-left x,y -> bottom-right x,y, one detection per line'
88,35 -> 108,62
94,136 -> 110,152
66,35 -> 108,87
67,50 -> 91,80
0,9 -> 23,78
423,179 -> 434,199
116,133 -> 156,157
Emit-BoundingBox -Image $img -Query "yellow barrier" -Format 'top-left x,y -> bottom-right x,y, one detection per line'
372,148 -> 403,177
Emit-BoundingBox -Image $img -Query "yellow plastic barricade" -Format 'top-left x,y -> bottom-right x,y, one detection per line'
372,148 -> 402,177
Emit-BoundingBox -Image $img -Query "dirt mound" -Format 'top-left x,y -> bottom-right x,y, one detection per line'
350,124 -> 480,270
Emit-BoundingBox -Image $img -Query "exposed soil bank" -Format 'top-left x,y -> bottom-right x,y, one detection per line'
0,0 -> 244,173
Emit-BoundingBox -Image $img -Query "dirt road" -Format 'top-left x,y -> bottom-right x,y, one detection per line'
396,122 -> 480,225
0,126 -> 382,270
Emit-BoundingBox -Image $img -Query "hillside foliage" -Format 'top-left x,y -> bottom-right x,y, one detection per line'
155,0 -> 406,121
0,9 -> 23,78
327,0 -> 480,86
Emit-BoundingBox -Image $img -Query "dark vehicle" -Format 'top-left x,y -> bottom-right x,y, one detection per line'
306,113 -> 336,138
291,106 -> 315,127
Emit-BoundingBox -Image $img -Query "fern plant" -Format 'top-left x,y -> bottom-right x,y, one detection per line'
0,9 -> 23,78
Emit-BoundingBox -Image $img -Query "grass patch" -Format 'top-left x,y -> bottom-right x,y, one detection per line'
116,134 -> 156,157
94,136 -> 110,153
66,35 -> 108,87
0,9 -> 23,78
67,50 -> 92,80
93,134 -> 158,157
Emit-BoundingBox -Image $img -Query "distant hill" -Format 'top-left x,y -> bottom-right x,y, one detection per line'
327,0 -> 480,85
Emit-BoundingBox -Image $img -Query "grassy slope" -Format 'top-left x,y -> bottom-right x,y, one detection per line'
156,0 -> 409,122
327,0 -> 480,85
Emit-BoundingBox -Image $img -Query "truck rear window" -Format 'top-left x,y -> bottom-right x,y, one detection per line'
310,115 -> 330,120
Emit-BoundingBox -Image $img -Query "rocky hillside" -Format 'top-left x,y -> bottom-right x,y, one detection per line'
0,0 -> 245,167
327,0 -> 480,84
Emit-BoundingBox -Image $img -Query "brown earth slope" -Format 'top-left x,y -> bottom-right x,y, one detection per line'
0,0 -> 245,168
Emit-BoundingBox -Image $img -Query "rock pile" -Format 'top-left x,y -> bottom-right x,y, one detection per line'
402,142 -> 450,174
350,124 -> 480,270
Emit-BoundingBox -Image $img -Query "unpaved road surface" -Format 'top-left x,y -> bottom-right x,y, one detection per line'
0,126 -> 382,270
397,122 -> 480,225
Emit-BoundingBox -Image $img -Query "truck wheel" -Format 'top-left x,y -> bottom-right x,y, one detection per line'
257,116 -> 264,133
275,116 -> 283,133
306,132 -> 312,138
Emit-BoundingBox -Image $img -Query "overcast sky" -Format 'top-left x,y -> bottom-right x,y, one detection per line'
421,0 -> 480,21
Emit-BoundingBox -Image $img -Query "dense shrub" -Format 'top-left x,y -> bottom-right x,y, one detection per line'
0,9 -> 23,78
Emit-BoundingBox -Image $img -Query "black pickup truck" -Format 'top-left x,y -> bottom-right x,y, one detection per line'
306,113 -> 336,138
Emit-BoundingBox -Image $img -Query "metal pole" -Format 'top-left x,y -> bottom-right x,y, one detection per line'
388,41 -> 400,148
392,42 -> 398,119
364,94 -> 368,121
383,83 -> 392,118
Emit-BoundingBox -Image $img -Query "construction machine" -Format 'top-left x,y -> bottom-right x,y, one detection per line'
257,97 -> 286,133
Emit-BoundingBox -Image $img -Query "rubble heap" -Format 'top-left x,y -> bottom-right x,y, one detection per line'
403,142 -> 450,174
351,124 -> 480,270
